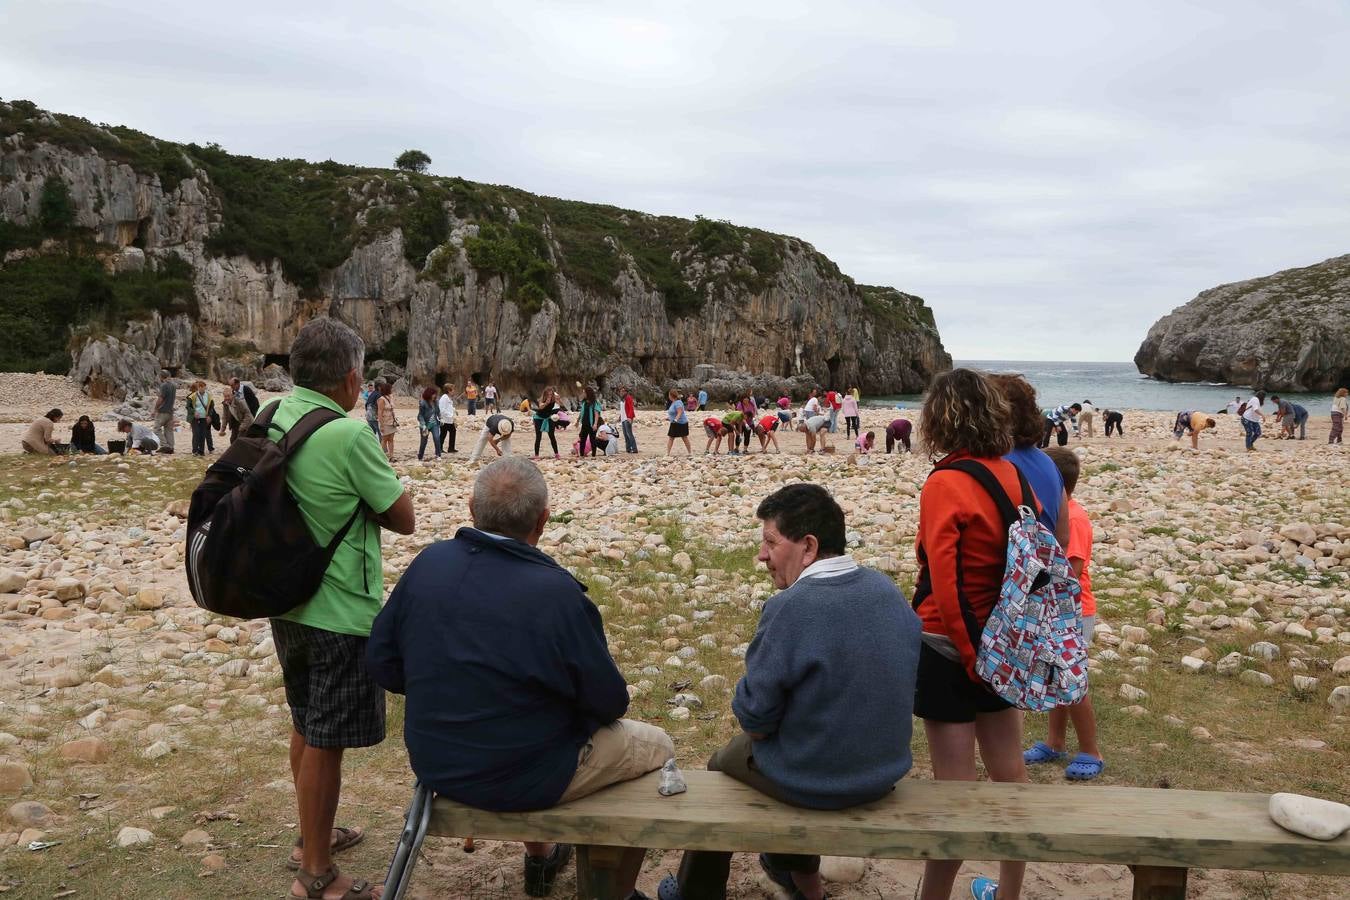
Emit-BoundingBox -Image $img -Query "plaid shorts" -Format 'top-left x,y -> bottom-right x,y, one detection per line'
271,618 -> 386,749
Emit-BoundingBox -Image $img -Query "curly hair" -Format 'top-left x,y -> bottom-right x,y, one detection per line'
988,373 -> 1042,448
919,368 -> 1013,459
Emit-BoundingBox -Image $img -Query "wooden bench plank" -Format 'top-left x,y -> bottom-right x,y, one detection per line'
426,772 -> 1350,876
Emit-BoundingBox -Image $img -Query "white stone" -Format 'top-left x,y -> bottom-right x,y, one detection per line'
1239,670 -> 1274,687
1118,684 -> 1148,702
1332,656 -> 1350,676
141,741 -> 172,761
1329,686 -> 1350,712
1268,793 -> 1350,841
819,856 -> 868,883
1292,675 -> 1320,693
116,825 -> 154,847
1249,641 -> 1280,661
1180,656 -> 1208,673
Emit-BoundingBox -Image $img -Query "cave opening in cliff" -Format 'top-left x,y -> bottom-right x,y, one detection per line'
131,217 -> 152,250
434,372 -> 448,387
471,370 -> 488,385
264,353 -> 290,370
825,354 -> 841,389
637,355 -> 653,376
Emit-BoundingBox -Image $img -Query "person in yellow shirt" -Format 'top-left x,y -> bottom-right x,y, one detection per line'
1172,410 -> 1216,449
465,380 -> 480,416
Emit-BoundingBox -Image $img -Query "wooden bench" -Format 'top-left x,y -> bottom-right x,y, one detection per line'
382,771 -> 1350,899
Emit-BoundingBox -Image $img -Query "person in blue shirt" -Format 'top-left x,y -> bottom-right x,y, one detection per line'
697,388 -> 708,411
659,484 -> 921,900
368,458 -> 672,899
1270,395 -> 1309,440
992,375 -> 1070,546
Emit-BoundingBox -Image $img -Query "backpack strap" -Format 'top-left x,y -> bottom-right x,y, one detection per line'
937,458 -> 1037,530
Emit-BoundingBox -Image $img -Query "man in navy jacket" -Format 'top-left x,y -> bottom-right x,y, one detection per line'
367,457 -> 672,899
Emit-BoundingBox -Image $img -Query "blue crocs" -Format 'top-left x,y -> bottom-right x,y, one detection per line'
970,876 -> 999,899
1023,741 -> 1065,765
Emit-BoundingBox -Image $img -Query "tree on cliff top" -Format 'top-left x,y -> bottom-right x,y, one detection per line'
395,149 -> 431,173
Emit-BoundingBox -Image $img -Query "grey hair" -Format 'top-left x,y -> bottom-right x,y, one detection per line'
471,457 -> 549,540
290,318 -> 365,392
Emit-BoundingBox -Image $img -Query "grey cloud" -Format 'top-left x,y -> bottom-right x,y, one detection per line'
3,0 -> 1349,360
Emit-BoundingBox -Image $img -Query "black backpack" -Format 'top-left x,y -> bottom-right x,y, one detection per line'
185,401 -> 362,619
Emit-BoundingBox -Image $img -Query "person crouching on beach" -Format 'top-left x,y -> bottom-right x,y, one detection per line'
886,417 -> 912,453
755,413 -> 782,453
911,368 -> 1034,900
703,415 -> 729,455
1172,411 -> 1216,449
1023,447 -> 1104,784
797,413 -> 831,453
658,483 -> 921,900
855,430 -> 875,454
1102,409 -> 1124,437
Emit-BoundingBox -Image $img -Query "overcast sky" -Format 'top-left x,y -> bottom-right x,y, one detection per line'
4,0 -> 1349,361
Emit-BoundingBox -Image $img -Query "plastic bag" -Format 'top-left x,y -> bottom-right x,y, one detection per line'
657,758 -> 687,797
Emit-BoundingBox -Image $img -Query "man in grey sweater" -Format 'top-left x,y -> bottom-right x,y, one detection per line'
659,483 -> 922,900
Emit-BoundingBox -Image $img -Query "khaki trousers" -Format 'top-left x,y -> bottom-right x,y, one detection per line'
558,718 -> 674,804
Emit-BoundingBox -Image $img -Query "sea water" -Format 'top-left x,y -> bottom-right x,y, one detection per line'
870,360 -> 1339,413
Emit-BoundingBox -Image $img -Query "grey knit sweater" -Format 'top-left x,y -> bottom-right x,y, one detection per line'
732,566 -> 922,809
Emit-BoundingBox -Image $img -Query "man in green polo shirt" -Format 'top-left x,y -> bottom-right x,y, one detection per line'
267,318 -> 415,900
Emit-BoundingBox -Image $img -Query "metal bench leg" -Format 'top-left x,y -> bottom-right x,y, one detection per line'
383,782 -> 435,900
1130,865 -> 1188,899
575,845 -> 626,900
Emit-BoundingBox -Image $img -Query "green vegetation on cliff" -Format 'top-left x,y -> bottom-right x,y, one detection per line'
0,222 -> 196,373
1,100 -> 805,318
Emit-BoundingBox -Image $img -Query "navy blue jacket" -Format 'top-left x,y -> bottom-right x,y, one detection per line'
366,528 -> 629,811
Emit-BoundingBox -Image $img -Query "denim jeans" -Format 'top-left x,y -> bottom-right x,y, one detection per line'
1242,417 -> 1261,449
621,419 -> 637,453
418,421 -> 441,459
827,407 -> 839,433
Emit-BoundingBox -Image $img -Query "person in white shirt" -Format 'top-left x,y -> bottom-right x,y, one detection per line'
484,382 -> 498,413
437,385 -> 458,454
804,390 -> 821,418
595,421 -> 619,456
1240,391 -> 1266,451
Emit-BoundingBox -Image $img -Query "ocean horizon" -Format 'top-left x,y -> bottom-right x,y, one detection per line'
870,360 -> 1338,413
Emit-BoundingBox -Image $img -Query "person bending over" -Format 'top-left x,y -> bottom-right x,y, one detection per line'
469,414 -> 514,462
885,418 -> 912,453
1172,411 -> 1216,449
368,458 -> 672,900
755,414 -> 781,453
658,483 -> 920,900
797,414 -> 831,454
21,409 -> 63,455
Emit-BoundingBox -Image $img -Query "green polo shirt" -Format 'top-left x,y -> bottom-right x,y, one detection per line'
268,387 -> 405,637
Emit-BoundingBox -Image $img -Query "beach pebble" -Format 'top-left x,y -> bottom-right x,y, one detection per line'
116,825 -> 154,847
1269,793 -> 1350,841
1329,686 -> 1350,712
819,856 -> 868,883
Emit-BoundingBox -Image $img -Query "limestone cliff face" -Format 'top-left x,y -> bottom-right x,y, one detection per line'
1135,255 -> 1350,392
1,102 -> 950,397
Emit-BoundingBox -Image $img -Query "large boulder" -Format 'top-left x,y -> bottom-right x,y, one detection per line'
1135,254 -> 1350,391
124,311 -> 193,370
70,336 -> 160,400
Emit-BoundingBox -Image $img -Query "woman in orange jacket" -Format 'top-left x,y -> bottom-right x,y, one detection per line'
911,368 -> 1034,900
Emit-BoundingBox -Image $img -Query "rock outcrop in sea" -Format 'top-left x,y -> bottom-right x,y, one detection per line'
1134,254 -> 1350,392
0,100 -> 951,400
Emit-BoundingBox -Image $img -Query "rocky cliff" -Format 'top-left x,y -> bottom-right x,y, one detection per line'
0,99 -> 951,399
1135,255 -> 1350,392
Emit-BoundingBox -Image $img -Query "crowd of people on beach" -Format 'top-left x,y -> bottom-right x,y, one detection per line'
15,315 -> 1350,899
18,371 -> 261,457
170,317 -> 1126,900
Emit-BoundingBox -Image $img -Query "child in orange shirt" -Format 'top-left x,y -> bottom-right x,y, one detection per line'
1024,447 -> 1103,780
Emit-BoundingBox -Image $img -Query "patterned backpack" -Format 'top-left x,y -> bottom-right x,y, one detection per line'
938,459 -> 1089,711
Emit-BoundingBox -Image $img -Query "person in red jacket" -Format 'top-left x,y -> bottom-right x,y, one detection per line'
911,368 -> 1033,900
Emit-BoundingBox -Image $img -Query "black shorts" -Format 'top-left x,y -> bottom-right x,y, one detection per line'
271,618 -> 386,749
914,642 -> 1011,723
668,422 -> 690,438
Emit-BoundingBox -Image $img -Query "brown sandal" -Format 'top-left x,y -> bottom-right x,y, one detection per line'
293,865 -> 378,900
287,826 -> 365,870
